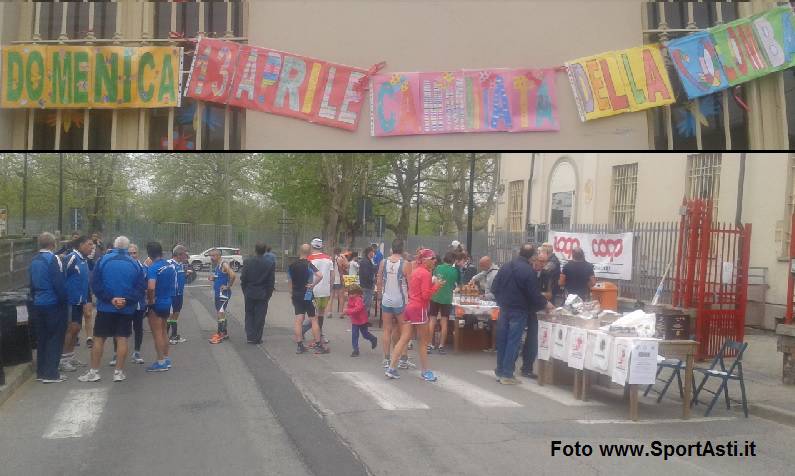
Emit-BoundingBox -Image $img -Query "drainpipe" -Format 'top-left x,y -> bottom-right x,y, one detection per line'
525,153 -> 536,237
736,153 -> 746,228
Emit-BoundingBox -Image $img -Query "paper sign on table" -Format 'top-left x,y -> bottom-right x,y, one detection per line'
16,305 -> 28,324
611,337 -> 633,385
552,324 -> 569,361
567,328 -> 588,370
537,321 -> 552,361
589,332 -> 612,372
628,339 -> 660,385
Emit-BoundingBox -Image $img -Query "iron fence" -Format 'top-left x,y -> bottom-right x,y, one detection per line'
0,237 -> 37,292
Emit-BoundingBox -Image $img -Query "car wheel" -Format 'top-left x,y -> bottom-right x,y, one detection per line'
191,261 -> 204,272
232,261 -> 241,272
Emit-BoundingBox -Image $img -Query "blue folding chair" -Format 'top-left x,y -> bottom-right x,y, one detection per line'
644,357 -> 685,403
691,340 -> 749,417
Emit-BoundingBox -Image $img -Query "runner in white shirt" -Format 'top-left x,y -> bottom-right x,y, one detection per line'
306,238 -> 333,351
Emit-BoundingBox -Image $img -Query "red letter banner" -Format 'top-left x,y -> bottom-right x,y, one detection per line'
185,38 -> 368,131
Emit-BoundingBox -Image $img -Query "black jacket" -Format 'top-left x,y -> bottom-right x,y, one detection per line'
492,257 -> 548,314
359,257 -> 377,289
240,254 -> 275,301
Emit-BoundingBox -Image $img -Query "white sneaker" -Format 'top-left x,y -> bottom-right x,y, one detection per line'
78,369 -> 101,382
131,352 -> 145,364
59,360 -> 77,372
41,374 -> 67,384
109,358 -> 117,367
113,370 -> 126,382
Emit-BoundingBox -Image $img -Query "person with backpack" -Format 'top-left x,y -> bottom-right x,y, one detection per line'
490,243 -> 554,385
376,238 -> 413,369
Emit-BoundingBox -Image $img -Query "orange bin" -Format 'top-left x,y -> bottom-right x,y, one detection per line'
590,281 -> 618,311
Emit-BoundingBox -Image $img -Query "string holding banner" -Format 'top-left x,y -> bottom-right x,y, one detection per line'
354,61 -> 387,92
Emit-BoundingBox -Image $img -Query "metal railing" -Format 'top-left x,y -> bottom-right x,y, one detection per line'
0,238 -> 37,292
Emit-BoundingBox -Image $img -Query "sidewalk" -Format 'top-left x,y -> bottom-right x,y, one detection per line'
740,328 -> 795,424
0,362 -> 33,408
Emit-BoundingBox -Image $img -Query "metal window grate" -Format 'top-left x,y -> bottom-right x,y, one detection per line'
643,1 -> 749,150
25,1 -> 246,151
610,163 -> 638,229
686,153 -> 722,216
508,180 -> 524,233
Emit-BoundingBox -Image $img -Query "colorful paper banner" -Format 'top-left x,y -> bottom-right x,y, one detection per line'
370,68 -> 558,136
565,43 -> 675,121
1,45 -> 183,109
668,5 -> 795,99
185,38 -> 367,131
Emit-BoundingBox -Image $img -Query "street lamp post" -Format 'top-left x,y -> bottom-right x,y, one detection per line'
415,162 -> 421,236
466,153 -> 475,254
58,153 -> 64,236
22,153 -> 28,236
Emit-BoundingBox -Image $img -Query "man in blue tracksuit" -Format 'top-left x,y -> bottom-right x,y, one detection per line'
59,235 -> 94,372
491,243 -> 554,385
167,244 -> 190,345
29,232 -> 68,383
78,236 -> 145,383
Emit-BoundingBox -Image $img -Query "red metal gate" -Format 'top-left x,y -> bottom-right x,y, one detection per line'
673,199 -> 751,360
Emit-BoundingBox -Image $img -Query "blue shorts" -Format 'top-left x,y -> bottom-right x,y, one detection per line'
147,305 -> 170,319
215,292 -> 231,313
95,311 -> 132,338
381,305 -> 405,315
171,295 -> 184,313
68,304 -> 84,325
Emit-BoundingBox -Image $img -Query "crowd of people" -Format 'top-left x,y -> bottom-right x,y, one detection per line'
29,229 -> 594,388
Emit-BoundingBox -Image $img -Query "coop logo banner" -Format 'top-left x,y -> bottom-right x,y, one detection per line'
369,68 -> 559,136
549,231 -> 633,281
565,44 -> 675,122
184,38 -> 367,131
667,6 -> 795,99
1,45 -> 183,109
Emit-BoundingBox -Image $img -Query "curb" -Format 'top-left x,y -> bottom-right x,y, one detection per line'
0,362 -> 34,408
749,402 -> 795,427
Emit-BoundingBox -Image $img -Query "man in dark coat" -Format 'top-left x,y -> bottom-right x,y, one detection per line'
240,242 -> 276,344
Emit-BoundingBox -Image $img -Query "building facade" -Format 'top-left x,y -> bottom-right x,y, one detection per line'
2,1 -> 795,150
490,153 -> 794,330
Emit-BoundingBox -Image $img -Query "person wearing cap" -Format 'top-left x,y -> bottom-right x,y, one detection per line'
306,238 -> 333,352
385,248 -> 443,382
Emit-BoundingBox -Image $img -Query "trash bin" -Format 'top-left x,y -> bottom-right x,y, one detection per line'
590,281 -> 619,311
0,291 -> 33,367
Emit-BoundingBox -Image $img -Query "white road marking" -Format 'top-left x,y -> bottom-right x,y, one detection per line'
435,372 -> 522,408
334,372 -> 430,410
42,388 -> 109,439
576,416 -> 736,425
476,370 -> 605,407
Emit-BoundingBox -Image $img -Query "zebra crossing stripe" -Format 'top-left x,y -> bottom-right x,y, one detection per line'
433,372 -> 522,408
42,388 -> 109,439
334,372 -> 429,410
476,371 -> 605,407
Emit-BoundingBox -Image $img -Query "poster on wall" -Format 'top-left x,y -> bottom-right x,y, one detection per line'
1,45 -> 183,109
667,6 -> 795,99
369,68 -> 558,136
185,38 -> 368,131
565,43 -> 675,121
548,231 -> 634,280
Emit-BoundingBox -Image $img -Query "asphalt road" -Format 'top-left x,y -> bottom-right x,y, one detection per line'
2,274 -> 795,476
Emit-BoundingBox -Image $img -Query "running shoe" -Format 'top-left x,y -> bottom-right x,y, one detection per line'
421,370 -> 438,382
108,357 -> 117,367
41,374 -> 68,384
436,346 -> 447,355
385,368 -> 400,379
164,357 -> 172,368
499,377 -> 520,385
131,352 -> 145,364
78,369 -> 101,382
145,361 -> 169,372
426,345 -> 434,354
314,345 -> 330,355
70,357 -> 86,367
296,342 -> 306,354
113,370 -> 126,382
169,337 -> 178,345
209,332 -> 225,344
350,350 -> 360,357
59,359 -> 77,372
370,337 -> 378,350
382,358 -> 390,368
398,357 -> 416,369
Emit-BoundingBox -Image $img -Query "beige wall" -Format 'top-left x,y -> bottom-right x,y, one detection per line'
245,0 -> 650,149
494,153 -> 792,328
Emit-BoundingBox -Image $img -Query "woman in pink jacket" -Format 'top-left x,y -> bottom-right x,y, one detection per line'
386,249 -> 444,382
